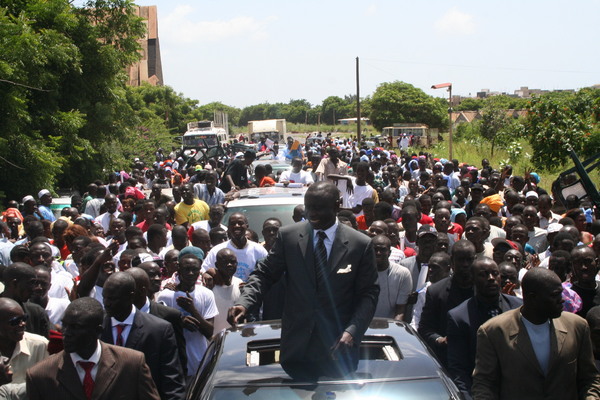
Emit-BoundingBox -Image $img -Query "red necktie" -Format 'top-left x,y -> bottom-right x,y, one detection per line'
115,324 -> 125,346
77,361 -> 95,400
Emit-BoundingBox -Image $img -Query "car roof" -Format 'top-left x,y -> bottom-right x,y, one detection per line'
225,186 -> 307,206
208,318 -> 445,387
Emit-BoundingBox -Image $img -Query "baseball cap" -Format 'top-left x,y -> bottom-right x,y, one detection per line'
491,238 -> 518,251
417,224 -> 437,238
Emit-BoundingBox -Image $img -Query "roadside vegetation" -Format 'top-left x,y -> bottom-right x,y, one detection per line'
1,0 -> 598,203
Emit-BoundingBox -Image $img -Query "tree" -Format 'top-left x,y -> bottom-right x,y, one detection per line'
480,97 -> 511,155
320,96 -> 353,125
518,90 -> 598,170
369,81 -> 448,132
0,0 -> 146,200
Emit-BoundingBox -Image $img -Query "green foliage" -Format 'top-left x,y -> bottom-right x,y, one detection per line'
0,0 -> 146,199
518,90 -> 598,170
455,97 -> 485,111
480,97 -> 514,155
369,81 -> 448,131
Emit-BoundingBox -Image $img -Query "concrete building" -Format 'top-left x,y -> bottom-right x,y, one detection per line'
127,5 -> 163,86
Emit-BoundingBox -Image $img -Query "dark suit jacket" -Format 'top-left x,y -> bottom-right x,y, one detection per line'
237,221 -> 379,379
417,276 -> 473,367
447,294 -> 522,395
26,342 -> 160,400
472,308 -> 600,400
101,310 -> 185,400
148,300 -> 188,376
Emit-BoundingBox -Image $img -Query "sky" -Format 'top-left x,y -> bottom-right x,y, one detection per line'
101,1 -> 600,108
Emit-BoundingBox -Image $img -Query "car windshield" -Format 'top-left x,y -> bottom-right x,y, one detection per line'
209,379 -> 451,399
224,204 -> 300,241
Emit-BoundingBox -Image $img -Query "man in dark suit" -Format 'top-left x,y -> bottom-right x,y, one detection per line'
100,272 -> 185,400
472,268 -> 600,399
447,257 -> 522,397
228,181 -> 379,380
126,266 -> 188,376
26,297 -> 160,400
418,240 -> 476,367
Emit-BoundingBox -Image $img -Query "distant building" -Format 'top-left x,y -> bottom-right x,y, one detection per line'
338,117 -> 371,125
126,6 -> 163,86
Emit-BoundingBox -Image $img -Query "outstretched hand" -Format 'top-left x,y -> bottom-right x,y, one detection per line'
227,305 -> 247,327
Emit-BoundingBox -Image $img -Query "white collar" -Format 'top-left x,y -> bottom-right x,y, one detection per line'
111,305 -> 136,327
313,220 -> 338,240
70,340 -> 102,365
139,298 -> 151,313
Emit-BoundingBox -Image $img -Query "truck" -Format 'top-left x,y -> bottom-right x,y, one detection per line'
181,112 -> 229,166
247,119 -> 287,143
382,123 -> 437,148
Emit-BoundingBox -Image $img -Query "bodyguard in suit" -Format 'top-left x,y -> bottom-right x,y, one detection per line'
26,297 -> 160,400
472,268 -> 600,399
126,266 -> 188,376
447,257 -> 522,397
100,272 -> 185,400
418,240 -> 476,367
228,182 -> 379,380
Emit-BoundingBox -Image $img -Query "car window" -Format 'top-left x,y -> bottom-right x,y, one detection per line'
209,379 -> 452,399
224,204 -> 301,241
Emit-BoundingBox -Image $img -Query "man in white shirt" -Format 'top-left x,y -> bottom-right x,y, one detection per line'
372,235 -> 412,321
279,157 -> 314,185
94,194 -> 119,235
157,253 -> 218,380
202,213 -> 268,282
205,248 -> 243,333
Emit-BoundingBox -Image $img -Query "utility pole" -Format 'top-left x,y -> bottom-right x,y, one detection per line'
356,57 -> 361,143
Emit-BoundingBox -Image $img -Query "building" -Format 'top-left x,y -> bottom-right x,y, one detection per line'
126,6 -> 163,86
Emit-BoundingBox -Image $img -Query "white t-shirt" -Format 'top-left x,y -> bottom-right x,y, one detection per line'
46,297 -> 70,326
374,262 -> 412,318
342,179 -> 376,213
49,262 -> 74,299
279,170 -> 314,185
202,240 -> 268,282
190,220 -> 227,233
212,276 -> 243,333
156,286 -> 218,376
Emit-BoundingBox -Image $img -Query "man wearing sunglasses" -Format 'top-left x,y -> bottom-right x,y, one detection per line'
0,263 -> 50,338
0,297 -> 49,397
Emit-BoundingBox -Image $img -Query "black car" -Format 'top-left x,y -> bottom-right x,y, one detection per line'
186,318 -> 463,399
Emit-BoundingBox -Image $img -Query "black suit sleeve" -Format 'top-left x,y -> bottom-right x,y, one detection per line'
447,310 -> 473,397
153,304 -> 188,377
237,231 -> 287,311
158,323 -> 186,400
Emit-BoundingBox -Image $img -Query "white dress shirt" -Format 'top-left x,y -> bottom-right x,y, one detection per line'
70,340 -> 102,382
110,306 -> 136,345
312,221 -> 339,259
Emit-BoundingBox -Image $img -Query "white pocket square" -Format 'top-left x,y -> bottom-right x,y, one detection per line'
337,265 -> 352,274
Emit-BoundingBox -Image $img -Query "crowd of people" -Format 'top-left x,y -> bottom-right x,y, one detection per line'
0,134 -> 599,399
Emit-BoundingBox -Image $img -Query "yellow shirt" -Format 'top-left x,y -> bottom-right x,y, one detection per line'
174,200 -> 210,225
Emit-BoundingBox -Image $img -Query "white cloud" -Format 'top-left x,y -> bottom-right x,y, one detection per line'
435,8 -> 476,35
162,5 -> 277,44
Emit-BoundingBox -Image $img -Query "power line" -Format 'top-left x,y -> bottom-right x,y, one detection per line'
0,79 -> 51,92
